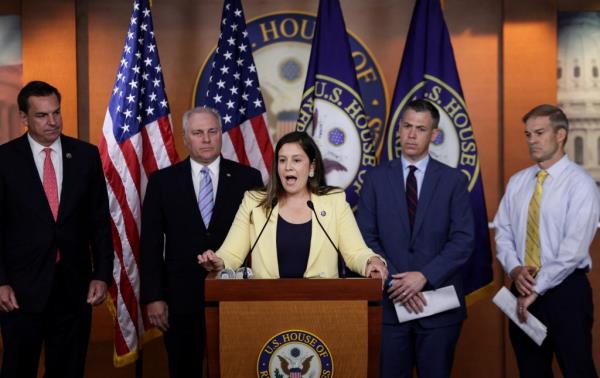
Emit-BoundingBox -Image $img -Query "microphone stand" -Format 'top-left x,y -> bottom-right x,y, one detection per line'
307,200 -> 346,278
241,197 -> 278,279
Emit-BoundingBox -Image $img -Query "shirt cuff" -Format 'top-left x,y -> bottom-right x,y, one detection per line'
505,259 -> 521,279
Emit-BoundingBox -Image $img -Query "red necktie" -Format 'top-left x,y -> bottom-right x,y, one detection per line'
43,148 -> 60,262
406,165 -> 418,231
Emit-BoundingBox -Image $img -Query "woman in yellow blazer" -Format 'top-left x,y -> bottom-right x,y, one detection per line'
198,131 -> 387,279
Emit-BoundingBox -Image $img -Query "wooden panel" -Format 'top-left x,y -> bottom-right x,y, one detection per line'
502,0 -> 557,183
205,278 -> 381,378
220,301 -> 367,377
21,0 -> 77,137
205,277 -> 382,302
0,0 -> 20,14
367,306 -> 382,376
205,307 -> 220,378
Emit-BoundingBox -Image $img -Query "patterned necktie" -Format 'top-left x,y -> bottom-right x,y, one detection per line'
524,169 -> 548,272
406,165 -> 418,231
42,148 -> 59,220
198,167 -> 214,229
42,147 -> 60,262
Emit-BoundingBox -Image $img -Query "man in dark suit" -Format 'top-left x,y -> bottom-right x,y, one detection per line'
357,99 -> 474,377
140,106 -> 263,378
0,81 -> 113,378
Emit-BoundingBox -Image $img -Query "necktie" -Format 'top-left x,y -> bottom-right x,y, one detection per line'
406,165 -> 418,231
524,169 -> 548,272
42,148 -> 60,262
198,167 -> 214,229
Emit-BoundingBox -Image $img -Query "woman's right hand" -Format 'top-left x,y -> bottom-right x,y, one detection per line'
197,249 -> 225,272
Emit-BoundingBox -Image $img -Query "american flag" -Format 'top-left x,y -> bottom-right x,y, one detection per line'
197,0 -> 273,182
99,0 -> 178,367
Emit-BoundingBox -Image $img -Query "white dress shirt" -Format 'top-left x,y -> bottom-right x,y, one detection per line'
401,154 -> 430,198
494,154 -> 599,295
190,156 -> 220,203
27,133 -> 63,199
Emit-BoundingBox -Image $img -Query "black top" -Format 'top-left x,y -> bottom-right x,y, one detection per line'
276,215 -> 312,278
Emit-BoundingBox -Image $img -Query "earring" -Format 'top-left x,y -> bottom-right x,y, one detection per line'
309,171 -> 314,178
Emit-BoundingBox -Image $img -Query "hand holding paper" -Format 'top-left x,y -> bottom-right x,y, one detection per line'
492,287 -> 547,346
394,285 -> 460,323
388,272 -> 427,305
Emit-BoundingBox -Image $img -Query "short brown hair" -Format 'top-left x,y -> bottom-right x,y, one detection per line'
403,99 -> 440,129
522,104 -> 569,134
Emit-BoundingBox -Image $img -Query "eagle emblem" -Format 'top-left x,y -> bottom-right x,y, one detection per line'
277,347 -> 313,378
257,330 -> 334,377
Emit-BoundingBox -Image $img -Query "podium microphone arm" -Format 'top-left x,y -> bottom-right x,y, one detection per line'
241,197 -> 278,279
307,200 -> 346,278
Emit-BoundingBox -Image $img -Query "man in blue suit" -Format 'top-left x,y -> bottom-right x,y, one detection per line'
357,99 -> 475,378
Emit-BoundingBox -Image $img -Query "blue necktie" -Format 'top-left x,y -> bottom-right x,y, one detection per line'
198,167 -> 214,229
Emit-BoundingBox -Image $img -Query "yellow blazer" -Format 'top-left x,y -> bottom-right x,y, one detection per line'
216,190 -> 380,278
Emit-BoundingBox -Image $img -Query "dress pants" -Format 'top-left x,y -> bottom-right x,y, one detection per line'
163,313 -> 206,378
0,265 -> 92,378
380,320 -> 462,378
509,269 -> 597,378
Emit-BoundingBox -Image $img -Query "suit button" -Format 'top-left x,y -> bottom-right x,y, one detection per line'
206,232 -> 211,237
408,248 -> 415,254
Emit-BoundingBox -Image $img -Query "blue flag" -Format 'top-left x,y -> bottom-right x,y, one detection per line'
297,0 -> 377,208
384,0 -> 493,302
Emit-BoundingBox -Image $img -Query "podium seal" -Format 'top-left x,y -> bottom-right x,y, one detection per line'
257,329 -> 333,377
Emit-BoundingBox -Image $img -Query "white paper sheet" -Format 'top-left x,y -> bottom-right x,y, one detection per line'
394,285 -> 460,323
492,287 -> 547,346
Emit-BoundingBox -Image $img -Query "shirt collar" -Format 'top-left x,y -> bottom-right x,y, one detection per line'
27,133 -> 62,156
401,154 -> 430,173
190,155 -> 221,177
536,154 -> 569,179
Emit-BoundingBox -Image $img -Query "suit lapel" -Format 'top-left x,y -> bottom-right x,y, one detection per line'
411,159 -> 441,242
57,136 -> 74,223
210,158 -> 232,231
15,134 -> 55,223
252,201 -> 280,278
178,158 -> 205,229
305,193 -> 333,272
387,160 -> 411,237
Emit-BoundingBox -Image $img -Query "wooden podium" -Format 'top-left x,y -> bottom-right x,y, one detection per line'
204,276 -> 382,377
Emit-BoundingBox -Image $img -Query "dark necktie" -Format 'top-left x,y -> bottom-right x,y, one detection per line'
406,165 -> 418,231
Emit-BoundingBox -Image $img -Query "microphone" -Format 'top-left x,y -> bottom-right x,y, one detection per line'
307,200 -> 346,278
240,197 -> 278,279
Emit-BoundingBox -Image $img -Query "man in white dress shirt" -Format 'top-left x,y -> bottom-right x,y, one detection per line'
0,81 -> 113,378
495,104 -> 599,378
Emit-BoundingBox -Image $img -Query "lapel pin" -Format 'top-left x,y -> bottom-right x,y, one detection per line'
66,153 -> 72,159
226,173 -> 231,177
320,210 -> 326,217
